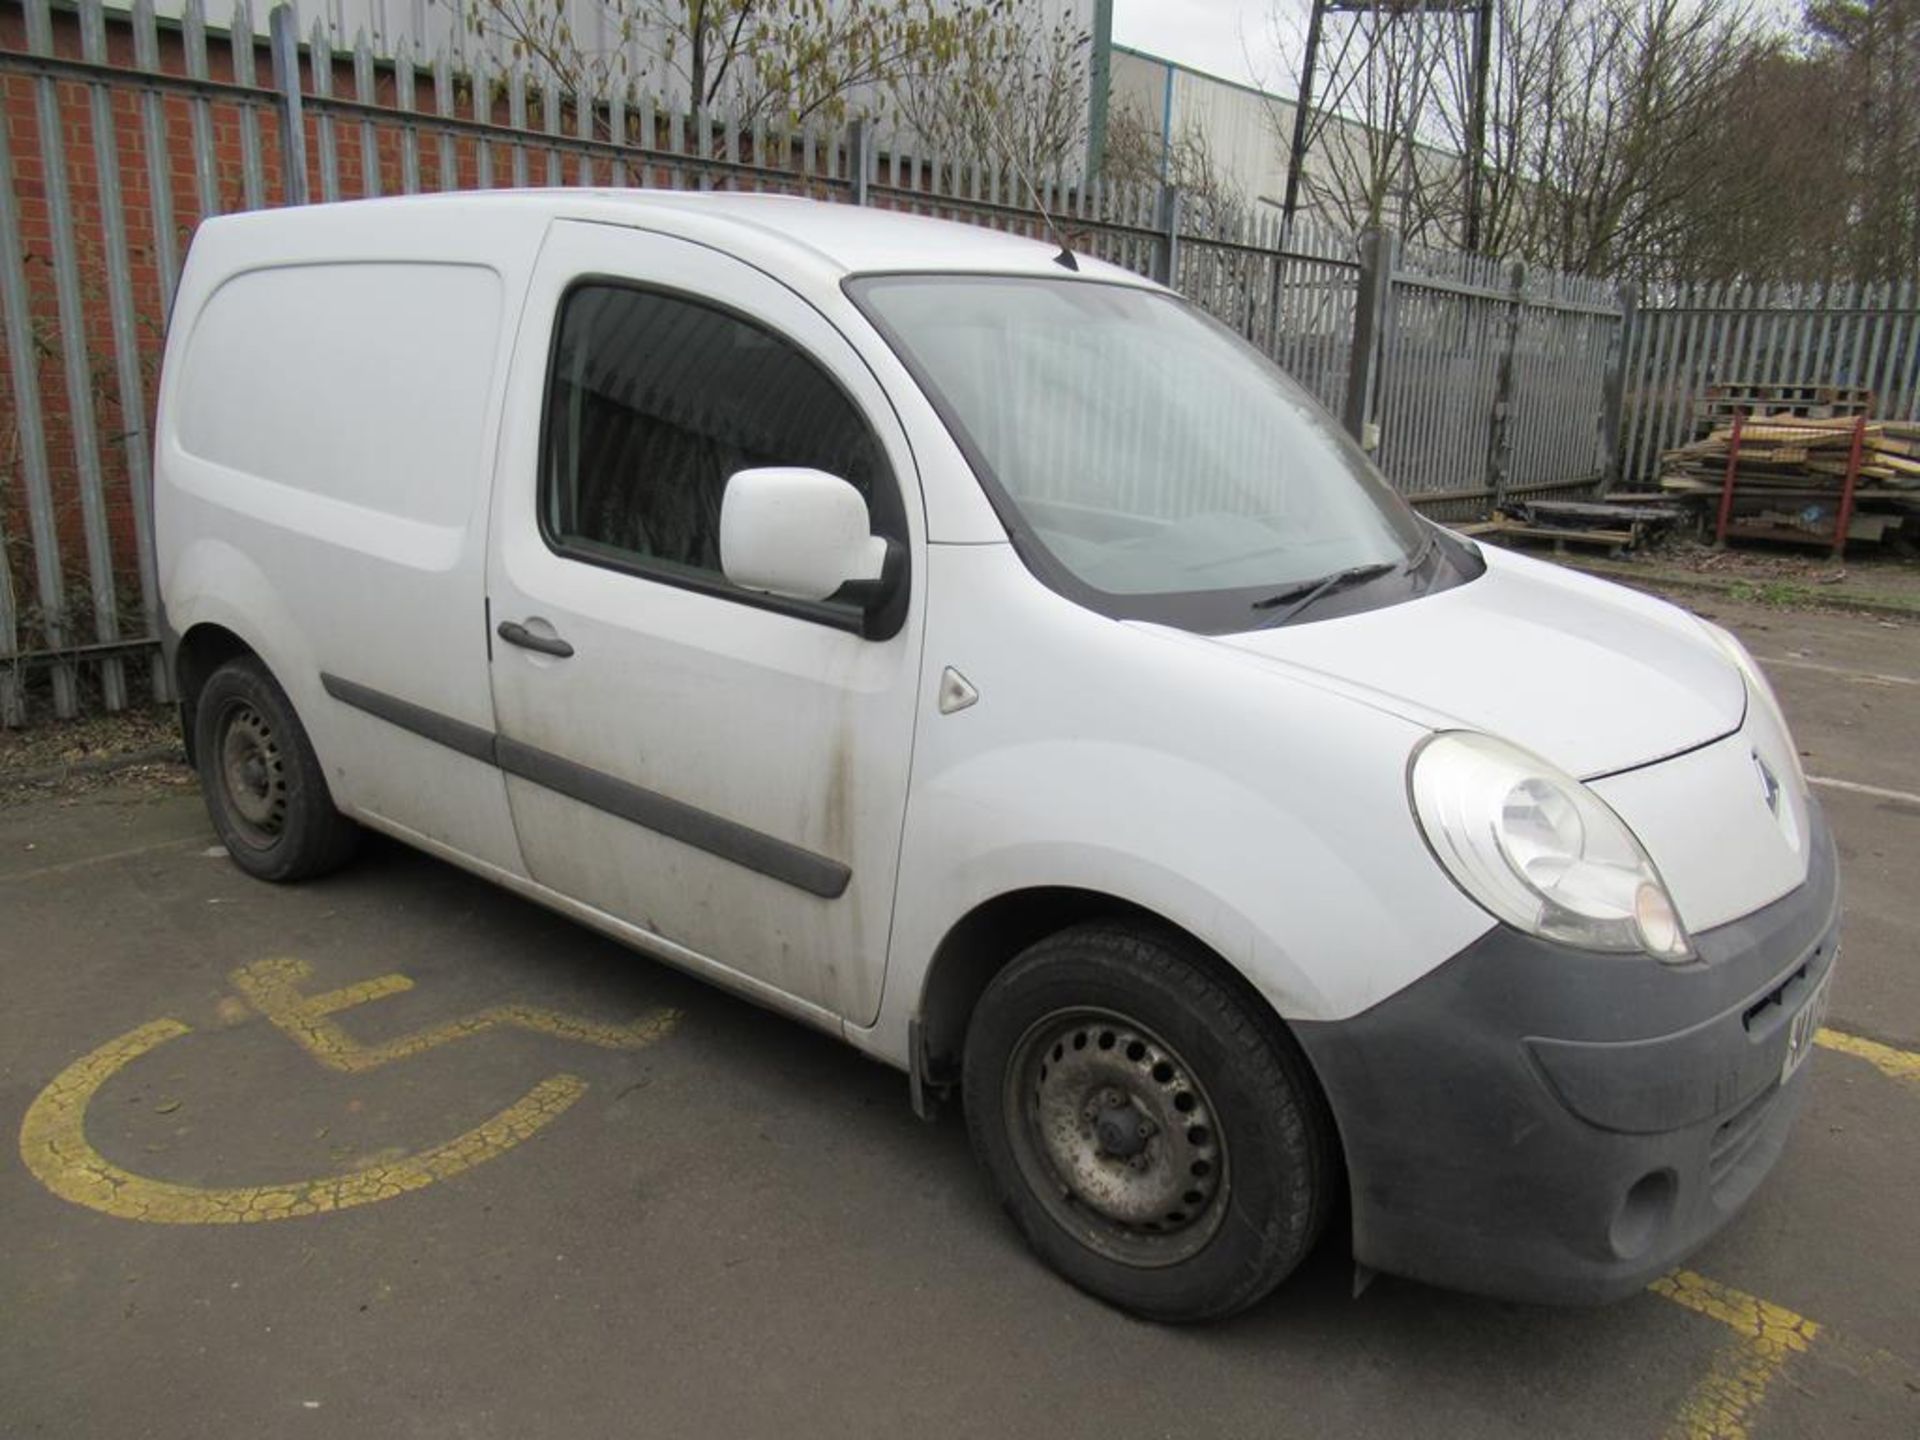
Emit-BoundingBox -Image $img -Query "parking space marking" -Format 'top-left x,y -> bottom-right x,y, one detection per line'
1650,1271 -> 1821,1440
0,835 -> 207,885
1806,775 -> 1920,807
229,957 -> 679,1071
1815,1027 -> 1920,1086
17,958 -> 680,1224
1754,655 -> 1917,688
18,1017 -> 588,1223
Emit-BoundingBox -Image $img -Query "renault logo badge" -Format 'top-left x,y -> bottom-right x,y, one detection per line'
1753,750 -> 1782,818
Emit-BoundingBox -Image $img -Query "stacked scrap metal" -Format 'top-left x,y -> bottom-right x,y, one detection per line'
1658,415 -> 1920,546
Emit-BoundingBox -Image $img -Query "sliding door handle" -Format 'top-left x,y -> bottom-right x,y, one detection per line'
497,620 -> 574,658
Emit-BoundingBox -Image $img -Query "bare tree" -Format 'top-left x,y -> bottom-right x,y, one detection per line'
1804,0 -> 1920,283
1264,1 -> 1467,246
1266,0 -> 1785,277
468,0 -> 633,94
885,4 -> 1092,177
1523,0 -> 1775,277
1639,0 -> 1919,283
1102,96 -> 1252,232
468,0 -> 1026,131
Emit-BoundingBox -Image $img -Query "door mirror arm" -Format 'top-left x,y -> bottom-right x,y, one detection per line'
838,537 -> 906,636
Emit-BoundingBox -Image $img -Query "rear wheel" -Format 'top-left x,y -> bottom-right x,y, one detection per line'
963,921 -> 1334,1322
194,657 -> 359,882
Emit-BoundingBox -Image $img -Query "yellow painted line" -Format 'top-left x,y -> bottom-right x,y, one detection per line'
1660,1336 -> 1799,1440
1815,1026 -> 1920,1085
19,957 -> 681,1224
1651,1270 -> 1821,1350
228,956 -> 679,1072
1650,1271 -> 1820,1440
17,1017 -> 588,1223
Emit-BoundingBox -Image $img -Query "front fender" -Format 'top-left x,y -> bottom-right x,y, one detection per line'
849,544 -> 1499,1073
867,731 -> 1495,1071
905,740 -> 1357,1017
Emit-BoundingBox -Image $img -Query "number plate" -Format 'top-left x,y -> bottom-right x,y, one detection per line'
1782,969 -> 1833,1084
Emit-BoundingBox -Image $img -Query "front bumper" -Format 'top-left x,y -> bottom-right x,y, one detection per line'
1293,804 -> 1840,1305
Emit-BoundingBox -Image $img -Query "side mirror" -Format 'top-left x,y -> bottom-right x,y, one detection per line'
720,468 -> 892,605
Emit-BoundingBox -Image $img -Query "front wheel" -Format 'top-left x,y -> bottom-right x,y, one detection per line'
962,921 -> 1335,1322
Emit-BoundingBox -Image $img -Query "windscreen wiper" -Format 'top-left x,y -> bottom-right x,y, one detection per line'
1249,561 -> 1398,629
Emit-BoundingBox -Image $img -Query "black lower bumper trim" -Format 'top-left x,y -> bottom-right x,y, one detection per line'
1293,805 -> 1839,1305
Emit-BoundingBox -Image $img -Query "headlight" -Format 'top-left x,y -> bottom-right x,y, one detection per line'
1409,731 -> 1693,961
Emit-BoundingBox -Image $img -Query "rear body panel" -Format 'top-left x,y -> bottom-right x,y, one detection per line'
153,205 -> 547,877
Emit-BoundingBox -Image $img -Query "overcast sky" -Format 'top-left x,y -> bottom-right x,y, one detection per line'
1112,0 -> 1289,92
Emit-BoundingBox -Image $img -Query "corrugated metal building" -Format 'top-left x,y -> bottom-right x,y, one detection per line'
1109,43 -> 1459,229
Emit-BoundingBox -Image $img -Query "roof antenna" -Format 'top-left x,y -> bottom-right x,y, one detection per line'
974,99 -> 1079,271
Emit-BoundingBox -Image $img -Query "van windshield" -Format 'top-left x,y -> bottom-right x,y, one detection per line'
850,275 -> 1447,632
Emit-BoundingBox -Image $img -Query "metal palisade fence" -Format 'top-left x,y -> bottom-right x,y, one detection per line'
0,0 -> 1643,725
1618,280 -> 1920,487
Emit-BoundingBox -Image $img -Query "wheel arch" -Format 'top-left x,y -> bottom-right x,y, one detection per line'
174,622 -> 259,764
163,537 -> 321,768
914,887 -> 1337,1122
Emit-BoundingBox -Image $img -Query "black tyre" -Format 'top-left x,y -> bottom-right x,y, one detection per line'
963,921 -> 1335,1322
193,656 -> 360,883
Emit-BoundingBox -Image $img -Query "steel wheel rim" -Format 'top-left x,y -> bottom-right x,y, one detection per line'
216,699 -> 288,848
1004,1007 -> 1228,1268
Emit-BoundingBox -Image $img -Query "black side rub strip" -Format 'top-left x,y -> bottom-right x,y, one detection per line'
321,673 -> 495,763
493,737 -> 850,899
319,672 -> 851,900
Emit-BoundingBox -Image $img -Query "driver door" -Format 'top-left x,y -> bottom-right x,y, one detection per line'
485,219 -> 924,1024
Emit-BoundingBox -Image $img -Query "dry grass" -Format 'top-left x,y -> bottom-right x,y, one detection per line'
0,705 -> 193,805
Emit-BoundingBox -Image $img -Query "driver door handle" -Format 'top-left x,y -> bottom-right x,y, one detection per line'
497,620 -> 574,658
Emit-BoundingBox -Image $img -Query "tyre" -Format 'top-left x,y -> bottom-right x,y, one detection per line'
963,921 -> 1335,1322
193,656 -> 360,883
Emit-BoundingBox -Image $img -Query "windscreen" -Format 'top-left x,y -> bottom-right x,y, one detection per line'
851,275 -> 1430,629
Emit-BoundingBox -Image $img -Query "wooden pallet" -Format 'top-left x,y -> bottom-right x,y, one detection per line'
1477,521 -> 1637,552
1476,498 -> 1684,555
1690,382 -> 1874,437
1660,416 -> 1920,503
1700,381 -> 1874,406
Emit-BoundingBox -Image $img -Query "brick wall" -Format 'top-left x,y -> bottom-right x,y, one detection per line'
0,4 -> 852,719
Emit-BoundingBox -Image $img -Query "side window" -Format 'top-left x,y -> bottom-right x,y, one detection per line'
541,283 -> 888,591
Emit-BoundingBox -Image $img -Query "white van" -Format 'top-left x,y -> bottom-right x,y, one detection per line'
154,192 -> 1837,1320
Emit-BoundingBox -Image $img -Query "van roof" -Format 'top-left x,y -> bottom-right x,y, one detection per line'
223,189 -> 1155,288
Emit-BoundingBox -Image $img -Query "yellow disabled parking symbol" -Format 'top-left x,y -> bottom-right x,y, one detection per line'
18,957 -> 678,1224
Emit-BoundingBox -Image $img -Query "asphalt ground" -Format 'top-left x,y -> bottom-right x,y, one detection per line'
3,595 -> 1917,1439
